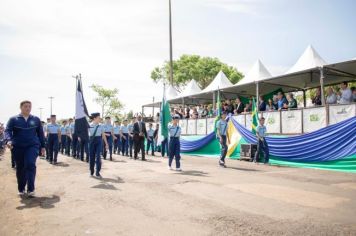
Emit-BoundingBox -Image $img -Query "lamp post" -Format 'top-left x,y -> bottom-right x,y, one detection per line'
169,0 -> 174,85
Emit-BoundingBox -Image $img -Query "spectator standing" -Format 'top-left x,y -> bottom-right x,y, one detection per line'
338,82 -> 352,104
312,87 -> 322,106
258,96 -> 266,111
234,97 -> 245,114
326,87 -> 337,104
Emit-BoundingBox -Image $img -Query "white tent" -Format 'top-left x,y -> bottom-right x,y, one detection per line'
166,85 -> 179,100
236,59 -> 272,85
286,45 -> 327,74
201,70 -> 233,93
179,80 -> 202,97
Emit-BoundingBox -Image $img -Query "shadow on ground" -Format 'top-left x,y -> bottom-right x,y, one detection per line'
174,170 -> 209,177
16,195 -> 60,210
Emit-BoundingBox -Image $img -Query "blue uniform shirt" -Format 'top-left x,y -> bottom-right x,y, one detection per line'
46,123 -> 60,134
103,124 -> 113,133
147,128 -> 154,137
168,124 -> 181,137
70,123 -> 75,134
113,125 -> 121,135
5,114 -> 45,148
128,124 -> 134,134
60,126 -> 67,135
65,124 -> 71,135
256,125 -> 267,138
216,119 -> 228,136
120,125 -> 129,134
89,123 -> 104,137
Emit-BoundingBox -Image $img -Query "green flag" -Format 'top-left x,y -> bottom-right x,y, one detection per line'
252,97 -> 259,135
160,86 -> 171,139
214,89 -> 221,133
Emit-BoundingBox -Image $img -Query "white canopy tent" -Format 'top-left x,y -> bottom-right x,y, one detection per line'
201,70 -> 233,93
236,59 -> 272,86
179,79 -> 202,97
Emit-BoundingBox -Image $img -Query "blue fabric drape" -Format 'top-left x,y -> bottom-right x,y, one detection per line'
231,116 -> 356,162
180,131 -> 216,152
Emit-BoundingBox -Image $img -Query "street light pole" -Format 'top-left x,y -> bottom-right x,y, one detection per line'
169,0 -> 174,86
48,96 -> 54,116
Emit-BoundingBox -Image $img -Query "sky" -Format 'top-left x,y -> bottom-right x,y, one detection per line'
0,0 -> 356,122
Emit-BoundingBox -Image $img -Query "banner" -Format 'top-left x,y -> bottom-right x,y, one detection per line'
263,111 -> 280,133
207,118 -> 215,134
329,104 -> 356,125
281,110 -> 302,134
196,119 -> 207,135
303,107 -> 326,133
233,115 -> 245,126
245,114 -> 252,130
187,119 -> 197,135
179,119 -> 187,135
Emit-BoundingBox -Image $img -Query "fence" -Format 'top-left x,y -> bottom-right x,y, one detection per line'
179,103 -> 356,135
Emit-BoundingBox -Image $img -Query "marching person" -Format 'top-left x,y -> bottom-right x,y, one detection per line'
102,117 -> 115,161
154,123 -> 159,152
5,100 -> 45,197
254,117 -> 269,164
216,112 -> 230,168
71,118 -> 79,159
168,114 -> 182,171
89,113 -> 109,178
146,123 -> 155,156
113,120 -> 121,155
45,118 -> 51,160
133,115 -> 147,160
120,119 -> 129,156
60,120 -> 67,154
128,118 -> 135,158
65,118 -> 73,156
46,115 -> 61,164
79,134 -> 89,163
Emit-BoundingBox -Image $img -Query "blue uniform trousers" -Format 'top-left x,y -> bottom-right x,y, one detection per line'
12,145 -> 39,192
79,138 -> 89,162
146,136 -> 155,155
161,138 -> 169,157
102,133 -> 113,159
121,133 -> 129,155
72,134 -> 80,158
254,138 -> 269,163
60,135 -> 67,154
128,135 -> 134,157
65,136 -> 71,156
168,137 -> 181,168
48,134 -> 59,163
113,134 -> 121,154
219,135 -> 228,163
45,137 -> 49,160
89,137 -> 102,175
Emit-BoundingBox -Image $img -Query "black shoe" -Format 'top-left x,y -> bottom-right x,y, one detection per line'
95,173 -> 102,178
142,158 -> 146,161
110,156 -> 112,161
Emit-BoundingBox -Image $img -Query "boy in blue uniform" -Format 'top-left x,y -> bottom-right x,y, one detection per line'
102,117 -> 115,161
216,112 -> 230,167
45,118 -> 51,160
168,115 -> 182,171
120,120 -> 129,157
5,100 -> 45,197
128,118 -> 135,158
146,123 -> 155,156
65,118 -> 73,156
254,117 -> 269,164
113,121 -> 121,155
89,113 -> 109,178
71,120 -> 80,159
46,115 -> 61,164
60,120 -> 67,154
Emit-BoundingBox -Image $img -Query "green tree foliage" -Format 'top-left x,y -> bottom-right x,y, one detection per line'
151,54 -> 243,89
90,84 -> 124,118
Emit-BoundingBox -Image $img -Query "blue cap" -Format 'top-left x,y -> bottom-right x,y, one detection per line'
90,113 -> 100,119
172,114 -> 180,119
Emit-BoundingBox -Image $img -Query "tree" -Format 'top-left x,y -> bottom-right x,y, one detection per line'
151,54 -> 243,89
90,84 -> 124,118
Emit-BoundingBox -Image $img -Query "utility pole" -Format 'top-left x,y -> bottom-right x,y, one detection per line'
39,107 -> 43,120
48,96 -> 54,116
169,0 -> 174,85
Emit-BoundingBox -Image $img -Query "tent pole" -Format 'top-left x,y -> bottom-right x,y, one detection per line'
213,91 -> 216,111
256,82 -> 260,112
319,67 -> 326,106
152,97 -> 155,118
303,90 -> 306,107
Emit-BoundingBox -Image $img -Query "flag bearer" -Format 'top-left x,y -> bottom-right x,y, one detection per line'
254,117 -> 269,164
168,114 -> 182,171
120,120 -> 129,156
113,121 -> 121,155
216,112 -> 230,168
60,120 -> 67,154
5,101 -> 45,197
102,117 -> 115,161
47,115 -> 61,164
89,113 -> 108,178
146,123 -> 155,156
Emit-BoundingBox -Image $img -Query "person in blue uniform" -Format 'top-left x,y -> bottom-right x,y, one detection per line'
5,100 -> 45,197
168,115 -> 182,171
89,113 -> 109,178
128,118 -> 135,158
102,117 -> 115,161
120,120 -> 129,157
216,112 -> 230,168
161,137 -> 169,158
254,117 -> 269,164
113,121 -> 121,155
46,115 -> 61,164
71,119 -> 79,159
65,118 -> 73,156
60,120 -> 67,154
146,123 -> 155,156
45,118 -> 51,160
79,132 -> 89,163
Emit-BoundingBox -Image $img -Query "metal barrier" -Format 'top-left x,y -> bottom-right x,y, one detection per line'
178,103 -> 356,135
